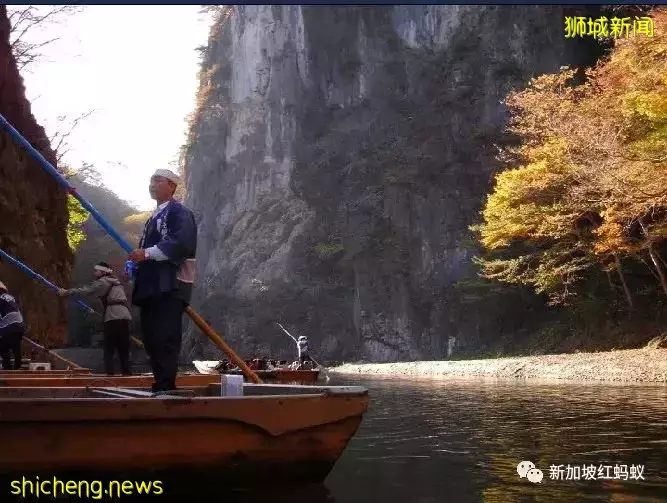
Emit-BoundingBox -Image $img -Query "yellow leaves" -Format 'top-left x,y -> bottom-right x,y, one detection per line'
621,91 -> 667,123
475,7 -> 667,300
593,220 -> 633,256
66,195 -> 88,252
123,212 -> 151,227
120,212 -> 150,246
479,139 -> 579,250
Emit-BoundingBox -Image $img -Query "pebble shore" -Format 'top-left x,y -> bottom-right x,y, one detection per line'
329,348 -> 667,383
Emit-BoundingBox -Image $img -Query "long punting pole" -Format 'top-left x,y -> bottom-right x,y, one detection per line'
0,248 -> 144,348
0,113 -> 261,383
0,247 -> 95,315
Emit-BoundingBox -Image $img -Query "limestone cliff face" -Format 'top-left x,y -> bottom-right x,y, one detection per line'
0,6 -> 72,348
183,6 -> 600,362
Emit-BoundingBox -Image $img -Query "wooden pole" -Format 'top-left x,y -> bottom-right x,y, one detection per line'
0,113 -> 260,384
21,336 -> 85,370
185,306 -> 262,384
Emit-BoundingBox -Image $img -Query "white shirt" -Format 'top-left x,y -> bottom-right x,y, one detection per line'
144,201 -> 170,261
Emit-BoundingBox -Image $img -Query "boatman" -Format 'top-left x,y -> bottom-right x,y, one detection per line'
58,262 -> 132,376
297,335 -> 313,367
127,169 -> 197,392
0,280 -> 25,370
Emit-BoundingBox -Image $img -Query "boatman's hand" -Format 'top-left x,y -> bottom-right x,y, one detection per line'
128,248 -> 148,263
57,288 -> 67,296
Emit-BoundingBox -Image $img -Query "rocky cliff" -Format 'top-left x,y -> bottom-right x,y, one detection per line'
183,6 -> 602,362
0,6 -> 72,348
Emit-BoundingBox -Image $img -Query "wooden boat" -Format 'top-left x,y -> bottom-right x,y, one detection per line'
0,383 -> 369,495
194,360 -> 321,383
0,373 -> 221,388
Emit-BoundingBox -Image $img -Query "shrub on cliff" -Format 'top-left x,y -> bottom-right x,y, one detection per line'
66,195 -> 88,251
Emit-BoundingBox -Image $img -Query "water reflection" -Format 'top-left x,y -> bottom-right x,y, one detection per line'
220,484 -> 336,503
324,377 -> 667,503
176,377 -> 665,502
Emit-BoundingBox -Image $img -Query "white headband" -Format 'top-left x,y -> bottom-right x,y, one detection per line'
94,265 -> 113,274
152,169 -> 181,185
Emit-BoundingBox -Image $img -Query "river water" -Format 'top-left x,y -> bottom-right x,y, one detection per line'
204,375 -> 666,503
318,376 -> 667,503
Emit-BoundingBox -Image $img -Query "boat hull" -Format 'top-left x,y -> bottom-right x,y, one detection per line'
238,368 -> 320,383
1,419 -> 359,495
0,384 -> 369,491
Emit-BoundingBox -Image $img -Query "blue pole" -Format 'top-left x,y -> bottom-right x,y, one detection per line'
0,112 -> 257,375
0,113 -> 133,254
0,247 -> 97,316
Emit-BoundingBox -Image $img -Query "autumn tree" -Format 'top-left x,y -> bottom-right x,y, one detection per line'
473,7 -> 667,307
65,186 -> 88,251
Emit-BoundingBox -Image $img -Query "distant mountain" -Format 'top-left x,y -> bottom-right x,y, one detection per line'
66,174 -> 150,346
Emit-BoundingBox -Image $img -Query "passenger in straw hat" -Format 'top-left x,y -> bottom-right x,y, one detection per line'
58,261 -> 132,375
127,169 -> 197,393
0,280 -> 25,369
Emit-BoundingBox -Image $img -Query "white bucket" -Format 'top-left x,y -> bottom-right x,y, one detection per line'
220,374 -> 244,397
28,362 -> 51,371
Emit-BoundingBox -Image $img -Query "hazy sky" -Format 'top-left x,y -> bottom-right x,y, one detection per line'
14,6 -> 214,211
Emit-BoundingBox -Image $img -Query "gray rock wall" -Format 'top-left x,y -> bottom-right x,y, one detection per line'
183,6 -> 600,362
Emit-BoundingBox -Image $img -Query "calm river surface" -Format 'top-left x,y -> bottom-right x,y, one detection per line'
261,376 -> 667,503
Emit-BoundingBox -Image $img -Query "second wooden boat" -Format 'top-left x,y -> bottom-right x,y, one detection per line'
194,360 -> 321,383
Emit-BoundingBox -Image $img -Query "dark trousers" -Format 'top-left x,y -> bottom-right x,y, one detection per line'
0,326 -> 23,370
140,293 -> 185,392
103,319 -> 131,375
299,353 -> 313,365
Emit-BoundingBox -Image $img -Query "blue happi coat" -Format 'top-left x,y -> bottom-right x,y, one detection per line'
132,200 -> 197,306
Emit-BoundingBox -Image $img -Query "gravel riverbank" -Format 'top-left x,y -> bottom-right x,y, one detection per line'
329,348 -> 667,383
